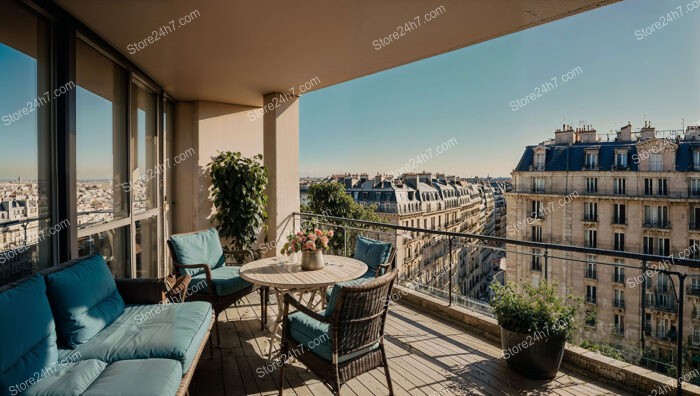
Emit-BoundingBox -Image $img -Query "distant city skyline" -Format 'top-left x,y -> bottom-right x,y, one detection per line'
299,0 -> 700,177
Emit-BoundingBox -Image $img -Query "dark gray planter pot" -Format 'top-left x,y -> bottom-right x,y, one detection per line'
500,327 -> 566,380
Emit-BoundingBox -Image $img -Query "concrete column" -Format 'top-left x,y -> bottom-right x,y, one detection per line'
263,93 -> 300,257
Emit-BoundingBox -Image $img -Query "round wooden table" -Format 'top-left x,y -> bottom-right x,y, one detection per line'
240,255 -> 367,359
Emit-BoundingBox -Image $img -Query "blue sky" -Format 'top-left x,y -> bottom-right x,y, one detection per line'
1,0 -> 699,180
299,0 -> 700,177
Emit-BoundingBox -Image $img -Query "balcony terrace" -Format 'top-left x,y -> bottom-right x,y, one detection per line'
190,291 -> 634,395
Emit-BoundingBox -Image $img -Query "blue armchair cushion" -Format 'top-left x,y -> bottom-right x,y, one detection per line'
82,359 -> 182,396
288,311 -> 378,363
189,265 -> 252,297
45,255 -> 125,348
23,359 -> 107,396
324,271 -> 375,310
0,275 -> 58,394
66,301 -> 212,373
324,277 -> 374,316
169,228 -> 226,276
354,236 -> 392,272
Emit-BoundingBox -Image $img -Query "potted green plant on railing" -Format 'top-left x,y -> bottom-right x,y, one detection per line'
490,281 -> 580,379
208,151 -> 268,261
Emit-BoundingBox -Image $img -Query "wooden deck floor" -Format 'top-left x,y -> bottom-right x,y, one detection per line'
190,293 -> 633,396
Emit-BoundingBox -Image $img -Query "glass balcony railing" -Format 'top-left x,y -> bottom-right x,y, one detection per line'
295,212 -> 700,389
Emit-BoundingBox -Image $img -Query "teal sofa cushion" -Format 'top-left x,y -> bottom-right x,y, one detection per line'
169,228 -> 225,276
324,272 -> 375,311
189,265 -> 251,297
45,254 -> 125,348
0,275 -> 58,395
288,311 -> 378,363
23,359 -> 107,396
68,301 -> 212,373
354,236 -> 392,272
83,359 -> 182,396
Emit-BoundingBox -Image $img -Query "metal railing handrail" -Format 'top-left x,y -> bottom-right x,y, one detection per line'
295,212 -> 700,268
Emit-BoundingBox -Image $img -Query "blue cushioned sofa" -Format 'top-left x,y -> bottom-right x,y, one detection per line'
0,254 -> 213,396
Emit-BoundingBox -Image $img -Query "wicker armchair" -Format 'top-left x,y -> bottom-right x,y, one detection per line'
278,271 -> 397,395
167,228 -> 255,350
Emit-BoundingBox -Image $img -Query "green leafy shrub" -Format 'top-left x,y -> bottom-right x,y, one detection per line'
490,281 -> 580,340
208,152 -> 268,252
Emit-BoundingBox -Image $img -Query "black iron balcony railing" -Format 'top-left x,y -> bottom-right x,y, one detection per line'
295,211 -> 700,392
612,216 -> 627,225
643,221 -> 671,229
583,215 -> 598,222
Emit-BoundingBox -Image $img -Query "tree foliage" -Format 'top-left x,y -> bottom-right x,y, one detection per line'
302,182 -> 385,254
208,152 -> 268,251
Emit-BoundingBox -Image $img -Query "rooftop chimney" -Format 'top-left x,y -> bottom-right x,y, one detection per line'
554,124 -> 575,144
619,122 -> 632,141
640,121 -> 655,139
578,124 -> 597,143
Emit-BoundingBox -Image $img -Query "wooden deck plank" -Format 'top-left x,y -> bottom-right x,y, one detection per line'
190,293 -> 633,396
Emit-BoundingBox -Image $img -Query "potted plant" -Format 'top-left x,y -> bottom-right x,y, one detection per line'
281,228 -> 334,270
208,152 -> 268,261
490,281 -> 579,379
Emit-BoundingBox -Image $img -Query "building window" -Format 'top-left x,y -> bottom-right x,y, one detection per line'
658,273 -> 670,293
690,240 -> 700,259
614,289 -> 625,308
658,238 -> 670,256
614,178 -> 626,194
585,256 -> 596,279
694,150 -> 700,171
650,153 -> 663,171
615,151 -> 628,169
613,261 -> 625,283
614,314 -> 625,335
586,285 -> 597,304
531,226 -> 542,242
534,152 -> 545,170
585,229 -> 597,248
614,232 -> 625,251
585,152 -> 598,169
644,178 -> 654,195
584,202 -> 598,221
643,236 -> 654,254
531,248 -> 542,271
613,203 -> 626,224
657,179 -> 668,196
532,177 -> 545,193
585,177 -> 598,193
644,205 -> 669,228
693,327 -> 700,346
691,179 -> 700,196
531,200 -> 544,218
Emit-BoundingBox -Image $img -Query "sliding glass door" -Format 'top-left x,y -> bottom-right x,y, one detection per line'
131,81 -> 161,278
0,1 -> 53,285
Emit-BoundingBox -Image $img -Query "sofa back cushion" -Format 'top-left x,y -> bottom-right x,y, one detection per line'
45,255 -> 125,348
0,275 -> 58,392
169,228 -> 226,276
353,236 -> 393,272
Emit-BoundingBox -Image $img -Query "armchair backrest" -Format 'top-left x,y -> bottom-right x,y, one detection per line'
167,228 -> 225,276
329,271 -> 397,361
354,235 -> 395,275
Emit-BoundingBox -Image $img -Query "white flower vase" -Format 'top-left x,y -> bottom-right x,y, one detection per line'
301,250 -> 325,271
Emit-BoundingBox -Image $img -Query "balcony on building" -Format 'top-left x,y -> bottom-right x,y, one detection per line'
5,0 -> 700,395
